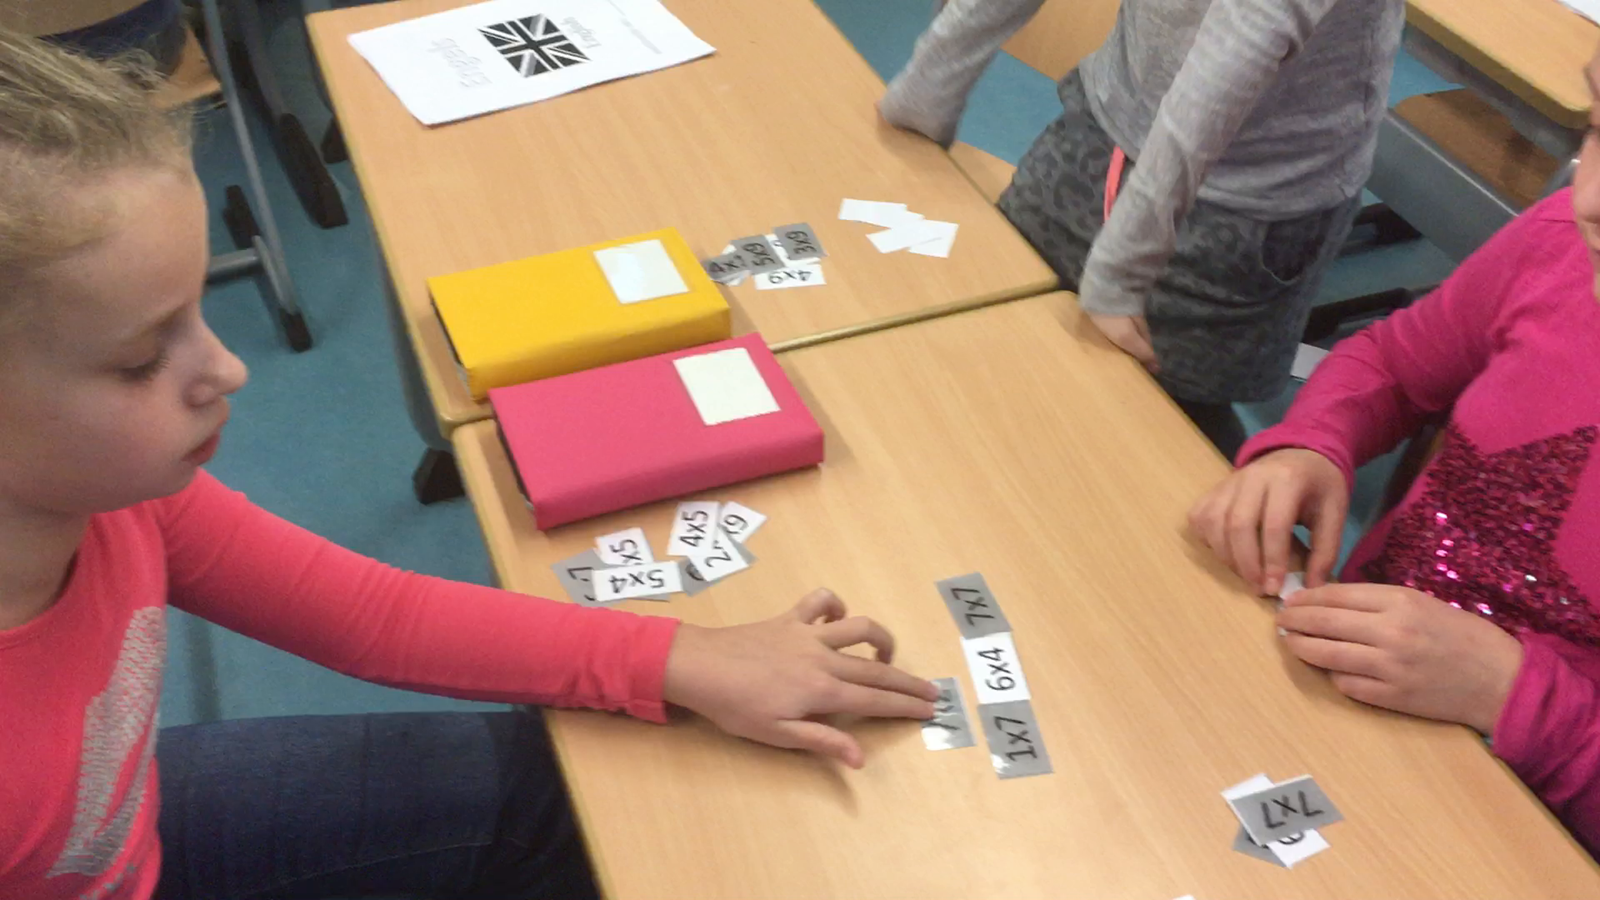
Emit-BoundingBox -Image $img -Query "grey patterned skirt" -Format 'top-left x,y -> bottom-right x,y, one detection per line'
998,70 -> 1361,405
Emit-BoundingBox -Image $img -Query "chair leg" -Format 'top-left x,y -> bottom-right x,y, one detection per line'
198,0 -> 315,352
222,0 -> 348,228
413,449 -> 465,505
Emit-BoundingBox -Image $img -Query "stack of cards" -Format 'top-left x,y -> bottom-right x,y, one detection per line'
838,199 -> 958,258
701,225 -> 827,290
1222,773 -> 1342,868
550,501 -> 767,607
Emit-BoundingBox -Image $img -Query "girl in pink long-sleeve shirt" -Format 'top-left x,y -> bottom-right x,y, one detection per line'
1190,50 -> 1600,854
0,31 -> 939,900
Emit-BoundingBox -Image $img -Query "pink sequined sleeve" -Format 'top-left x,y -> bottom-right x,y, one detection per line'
1236,201 -> 1542,478
1494,632 -> 1600,853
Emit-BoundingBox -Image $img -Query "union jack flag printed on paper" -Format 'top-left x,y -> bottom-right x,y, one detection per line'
479,15 -> 590,77
347,0 -> 715,125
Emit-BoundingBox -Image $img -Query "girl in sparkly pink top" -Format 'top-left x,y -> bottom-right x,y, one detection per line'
1189,48 -> 1600,854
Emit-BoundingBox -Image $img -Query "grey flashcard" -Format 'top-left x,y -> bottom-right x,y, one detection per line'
978,699 -> 1052,779
773,223 -> 825,261
937,572 -> 1012,639
729,234 -> 784,273
553,549 -> 607,607
701,251 -> 751,284
1229,775 -> 1343,847
922,677 -> 975,751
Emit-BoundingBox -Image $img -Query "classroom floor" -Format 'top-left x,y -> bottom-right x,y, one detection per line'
161,0 -> 1463,727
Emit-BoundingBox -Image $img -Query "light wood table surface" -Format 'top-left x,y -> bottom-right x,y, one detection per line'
451,294 -> 1599,899
1407,0 -> 1598,131
306,0 -> 1056,436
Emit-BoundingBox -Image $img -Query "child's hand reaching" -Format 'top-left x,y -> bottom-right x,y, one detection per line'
1277,584 -> 1524,735
661,589 -> 939,768
1189,448 -> 1349,594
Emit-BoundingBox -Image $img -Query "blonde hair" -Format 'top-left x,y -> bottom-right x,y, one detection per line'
0,28 -> 193,284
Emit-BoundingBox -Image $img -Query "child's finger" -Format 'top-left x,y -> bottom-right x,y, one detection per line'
828,654 -> 939,703
1280,629 -> 1388,675
1225,477 -> 1270,589
1306,493 -> 1346,587
1284,582 -> 1393,612
823,681 -> 940,720
1259,483 -> 1301,594
767,719 -> 864,769
792,589 -> 846,624
818,615 -> 895,662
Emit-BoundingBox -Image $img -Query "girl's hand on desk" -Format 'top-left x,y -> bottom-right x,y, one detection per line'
661,589 -> 940,769
1189,447 -> 1349,594
1277,583 -> 1524,735
1087,313 -> 1160,372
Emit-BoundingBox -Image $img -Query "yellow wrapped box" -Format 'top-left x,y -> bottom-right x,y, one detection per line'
429,228 -> 732,400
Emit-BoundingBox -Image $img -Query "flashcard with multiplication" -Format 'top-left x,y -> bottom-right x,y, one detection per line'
592,560 -> 683,603
666,501 -> 720,556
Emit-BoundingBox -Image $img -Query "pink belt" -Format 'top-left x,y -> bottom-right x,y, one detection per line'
1104,145 -> 1126,223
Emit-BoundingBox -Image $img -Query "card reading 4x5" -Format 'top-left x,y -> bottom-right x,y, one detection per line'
924,572 -> 1053,780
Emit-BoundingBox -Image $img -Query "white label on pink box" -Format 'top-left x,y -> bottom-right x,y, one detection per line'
674,348 -> 781,426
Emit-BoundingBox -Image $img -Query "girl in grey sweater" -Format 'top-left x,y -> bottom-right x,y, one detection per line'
881,0 -> 1404,456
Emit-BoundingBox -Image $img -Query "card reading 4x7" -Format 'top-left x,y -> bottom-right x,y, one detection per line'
923,573 -> 1054,779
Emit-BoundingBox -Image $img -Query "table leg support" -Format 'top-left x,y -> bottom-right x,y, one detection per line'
413,449 -> 465,505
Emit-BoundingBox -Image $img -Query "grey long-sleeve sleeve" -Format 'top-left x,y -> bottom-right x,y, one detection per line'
878,0 -> 1045,147
1079,0 -> 1345,317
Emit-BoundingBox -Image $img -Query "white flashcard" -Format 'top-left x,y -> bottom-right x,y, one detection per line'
717,501 -> 766,543
592,560 -> 683,602
347,0 -> 716,126
666,501 -> 720,556
1225,774 -> 1330,867
754,262 -> 826,290
1276,571 -> 1306,635
688,528 -> 750,582
908,220 -> 959,258
1291,343 -> 1330,381
961,631 -> 1031,705
594,239 -> 688,304
867,218 -> 951,254
674,347 -> 782,426
595,526 -> 653,566
838,198 -> 913,227
1278,572 -> 1306,602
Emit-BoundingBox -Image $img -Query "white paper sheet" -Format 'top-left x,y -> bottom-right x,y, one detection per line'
674,347 -> 781,426
1559,0 -> 1600,26
348,0 -> 715,125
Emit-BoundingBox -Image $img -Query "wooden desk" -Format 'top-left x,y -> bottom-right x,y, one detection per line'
306,0 -> 1056,436
452,294 -> 1599,899
1407,0 -> 1597,131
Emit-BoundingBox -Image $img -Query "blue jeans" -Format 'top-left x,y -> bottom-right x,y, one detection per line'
154,711 -> 599,900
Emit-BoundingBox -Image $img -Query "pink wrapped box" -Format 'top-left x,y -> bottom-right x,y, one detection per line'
489,333 -> 825,529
